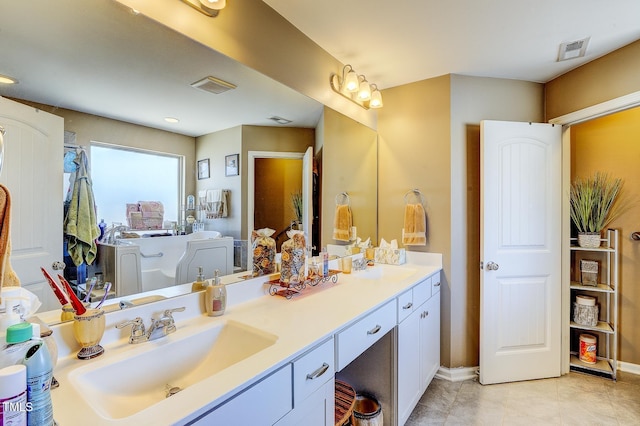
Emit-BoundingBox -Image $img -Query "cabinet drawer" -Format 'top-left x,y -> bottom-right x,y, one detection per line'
431,272 -> 441,295
293,337 -> 335,405
412,277 -> 431,308
336,300 -> 396,371
397,289 -> 414,323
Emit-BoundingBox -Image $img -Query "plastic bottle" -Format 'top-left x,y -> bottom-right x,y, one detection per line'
191,266 -> 208,292
205,269 -> 226,317
23,341 -> 54,426
322,248 -> 329,277
0,364 -> 27,426
0,322 -> 38,369
98,219 -> 107,241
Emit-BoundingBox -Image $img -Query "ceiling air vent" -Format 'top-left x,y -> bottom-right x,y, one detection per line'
557,37 -> 590,62
190,76 -> 236,94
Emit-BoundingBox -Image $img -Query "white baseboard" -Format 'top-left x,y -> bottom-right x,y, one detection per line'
435,362 -> 639,383
435,366 -> 478,382
618,361 -> 640,375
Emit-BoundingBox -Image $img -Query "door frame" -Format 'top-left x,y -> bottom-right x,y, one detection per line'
247,150 -> 304,265
549,90 -> 640,375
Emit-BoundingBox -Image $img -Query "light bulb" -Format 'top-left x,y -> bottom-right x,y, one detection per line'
358,79 -> 371,101
200,0 -> 226,10
344,70 -> 359,92
370,89 -> 383,108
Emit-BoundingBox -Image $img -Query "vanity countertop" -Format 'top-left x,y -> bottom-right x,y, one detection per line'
49,252 -> 442,425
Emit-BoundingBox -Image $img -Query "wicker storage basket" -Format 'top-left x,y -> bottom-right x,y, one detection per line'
335,380 -> 356,426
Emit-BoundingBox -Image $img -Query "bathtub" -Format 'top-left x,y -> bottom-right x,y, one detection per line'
98,231 -> 234,296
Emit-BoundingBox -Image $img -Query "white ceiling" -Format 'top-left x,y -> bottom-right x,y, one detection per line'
264,0 -> 640,88
0,0 -> 322,137
1,0 -> 639,138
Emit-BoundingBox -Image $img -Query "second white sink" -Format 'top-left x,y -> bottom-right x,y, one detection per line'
68,320 -> 278,420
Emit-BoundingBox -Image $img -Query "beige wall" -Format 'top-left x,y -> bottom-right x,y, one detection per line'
195,126 -> 242,238
570,107 -> 640,365
320,107 -> 378,249
545,40 -> 640,120
449,75 -> 544,367
17,100 -> 196,208
378,75 -> 544,368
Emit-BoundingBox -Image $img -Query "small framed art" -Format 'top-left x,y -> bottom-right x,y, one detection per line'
225,154 -> 239,176
197,158 -> 210,180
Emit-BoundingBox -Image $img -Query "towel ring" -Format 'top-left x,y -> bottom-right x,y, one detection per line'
335,192 -> 350,206
403,189 -> 426,206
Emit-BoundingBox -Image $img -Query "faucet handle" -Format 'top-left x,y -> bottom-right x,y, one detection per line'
160,307 -> 185,335
116,317 -> 146,343
163,306 -> 186,319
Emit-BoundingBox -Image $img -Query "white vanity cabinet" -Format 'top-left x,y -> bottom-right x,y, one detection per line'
276,337 -> 336,426
191,364 -> 292,425
336,299 -> 396,371
397,272 -> 441,425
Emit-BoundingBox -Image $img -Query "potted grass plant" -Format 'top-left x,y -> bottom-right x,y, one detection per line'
569,172 -> 623,248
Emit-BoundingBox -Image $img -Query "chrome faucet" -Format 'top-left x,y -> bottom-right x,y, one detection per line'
101,224 -> 129,245
116,307 -> 185,344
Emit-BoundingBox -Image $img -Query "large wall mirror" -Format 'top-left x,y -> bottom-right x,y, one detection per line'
0,0 -> 377,323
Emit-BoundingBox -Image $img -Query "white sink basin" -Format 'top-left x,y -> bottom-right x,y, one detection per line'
69,320 -> 278,420
354,265 -> 417,281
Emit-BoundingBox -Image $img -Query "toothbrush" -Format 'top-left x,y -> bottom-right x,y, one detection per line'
96,282 -> 111,309
84,277 -> 97,303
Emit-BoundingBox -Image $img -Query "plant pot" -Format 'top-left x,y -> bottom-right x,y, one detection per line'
577,232 -> 601,248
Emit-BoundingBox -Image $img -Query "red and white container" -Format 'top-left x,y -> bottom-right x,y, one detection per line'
579,333 -> 597,364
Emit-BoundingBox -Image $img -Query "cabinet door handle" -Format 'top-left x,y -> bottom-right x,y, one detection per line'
306,362 -> 330,380
434,281 -> 441,287
402,302 -> 413,310
367,325 -> 382,335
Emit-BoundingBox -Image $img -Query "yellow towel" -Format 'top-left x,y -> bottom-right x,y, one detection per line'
332,204 -> 352,241
0,184 -> 21,289
402,203 -> 426,246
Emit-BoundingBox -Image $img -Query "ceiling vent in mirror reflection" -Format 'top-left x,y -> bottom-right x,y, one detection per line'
268,116 -> 292,125
190,76 -> 237,94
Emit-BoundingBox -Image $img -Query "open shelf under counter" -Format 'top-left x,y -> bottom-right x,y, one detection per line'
570,320 -> 614,334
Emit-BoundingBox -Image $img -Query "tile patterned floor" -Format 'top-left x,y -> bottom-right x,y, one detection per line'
407,371 -> 640,425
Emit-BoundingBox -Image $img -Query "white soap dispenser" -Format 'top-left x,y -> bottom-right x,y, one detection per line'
205,269 -> 226,317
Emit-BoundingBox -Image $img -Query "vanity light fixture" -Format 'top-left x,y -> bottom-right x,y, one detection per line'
181,0 -> 226,17
0,74 -> 18,85
330,65 -> 383,109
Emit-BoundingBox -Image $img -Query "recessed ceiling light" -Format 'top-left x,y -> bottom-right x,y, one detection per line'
164,117 -> 180,123
0,74 -> 18,85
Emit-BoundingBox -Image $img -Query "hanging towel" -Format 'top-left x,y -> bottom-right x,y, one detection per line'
402,203 -> 427,246
205,189 -> 229,218
64,150 -> 100,266
332,204 -> 352,241
0,184 -> 21,290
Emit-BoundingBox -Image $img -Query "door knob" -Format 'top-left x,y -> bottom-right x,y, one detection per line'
486,261 -> 499,271
51,261 -> 66,270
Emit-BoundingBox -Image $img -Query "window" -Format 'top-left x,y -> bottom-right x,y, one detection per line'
90,143 -> 183,227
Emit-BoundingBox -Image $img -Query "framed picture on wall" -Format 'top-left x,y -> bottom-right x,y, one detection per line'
197,158 -> 210,180
225,154 -> 239,176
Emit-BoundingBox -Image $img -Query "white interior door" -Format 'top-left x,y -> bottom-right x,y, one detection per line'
480,120 -> 562,385
302,146 -> 313,246
0,97 -> 64,312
